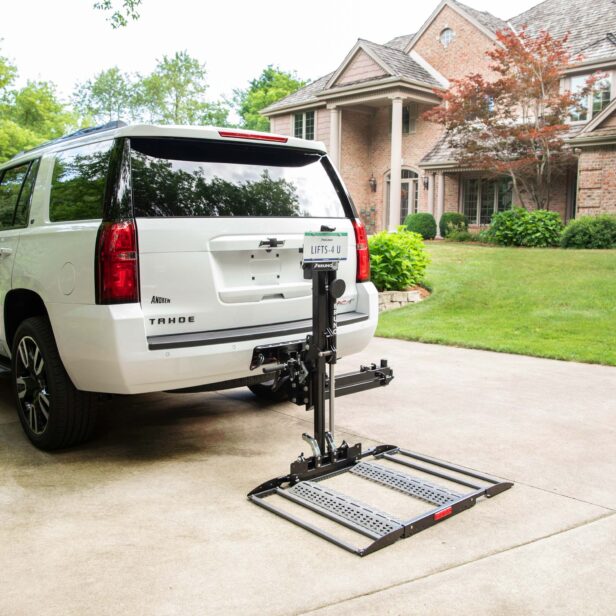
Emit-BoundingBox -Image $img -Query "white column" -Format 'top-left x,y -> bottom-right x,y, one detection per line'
428,173 -> 440,237
328,105 -> 340,169
437,173 -> 445,237
389,97 -> 404,231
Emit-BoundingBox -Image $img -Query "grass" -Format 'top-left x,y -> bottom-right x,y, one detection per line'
376,242 -> 616,366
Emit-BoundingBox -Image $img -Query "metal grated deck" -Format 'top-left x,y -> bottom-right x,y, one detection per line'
287,481 -> 403,537
351,461 -> 463,506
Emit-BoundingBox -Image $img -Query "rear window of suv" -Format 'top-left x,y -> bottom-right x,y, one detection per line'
130,137 -> 347,218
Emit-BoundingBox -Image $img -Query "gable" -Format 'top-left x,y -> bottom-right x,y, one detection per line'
599,109 -> 616,129
333,49 -> 388,87
411,4 -> 497,81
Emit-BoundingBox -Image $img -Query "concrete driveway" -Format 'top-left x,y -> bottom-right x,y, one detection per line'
1,338 -> 615,615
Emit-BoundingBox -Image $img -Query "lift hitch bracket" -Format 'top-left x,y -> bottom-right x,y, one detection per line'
248,232 -> 512,556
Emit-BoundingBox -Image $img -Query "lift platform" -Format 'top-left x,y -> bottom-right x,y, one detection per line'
248,229 -> 512,556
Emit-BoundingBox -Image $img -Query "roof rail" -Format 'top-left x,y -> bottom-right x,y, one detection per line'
11,120 -> 128,160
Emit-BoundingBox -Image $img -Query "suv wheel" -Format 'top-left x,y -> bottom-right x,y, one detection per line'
12,317 -> 98,450
248,379 -> 289,403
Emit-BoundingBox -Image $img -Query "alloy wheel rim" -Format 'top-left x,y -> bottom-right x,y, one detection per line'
15,336 -> 50,435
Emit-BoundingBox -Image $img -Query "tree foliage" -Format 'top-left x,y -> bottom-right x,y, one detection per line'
234,66 -> 307,131
73,52 -> 230,127
93,0 -> 142,28
73,67 -> 134,124
135,51 -> 229,125
424,28 -> 600,210
0,46 -> 75,162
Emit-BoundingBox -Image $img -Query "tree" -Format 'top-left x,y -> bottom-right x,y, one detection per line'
234,66 -> 307,131
135,51 -> 229,125
423,28 -> 599,210
12,81 -> 74,138
74,67 -> 135,124
0,47 -> 17,95
0,47 -> 75,162
93,0 -> 142,28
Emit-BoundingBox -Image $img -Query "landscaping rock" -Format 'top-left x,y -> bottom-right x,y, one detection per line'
378,288 -> 426,312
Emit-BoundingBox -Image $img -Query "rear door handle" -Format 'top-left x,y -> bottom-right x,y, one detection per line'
0,247 -> 13,257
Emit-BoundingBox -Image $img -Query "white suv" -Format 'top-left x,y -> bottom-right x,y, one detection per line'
0,123 -> 377,450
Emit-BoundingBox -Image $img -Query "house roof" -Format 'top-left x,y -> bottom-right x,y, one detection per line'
571,97 -> 616,145
357,39 -> 442,87
263,39 -> 441,114
384,33 -> 416,50
264,0 -> 616,116
510,0 -> 616,63
449,0 -> 508,35
420,124 -> 587,168
260,73 -> 333,113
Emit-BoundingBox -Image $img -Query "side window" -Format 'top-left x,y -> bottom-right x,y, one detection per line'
14,159 -> 40,227
0,163 -> 31,230
49,140 -> 113,222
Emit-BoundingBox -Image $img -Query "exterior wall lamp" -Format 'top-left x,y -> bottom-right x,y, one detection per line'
369,173 -> 377,193
422,175 -> 430,190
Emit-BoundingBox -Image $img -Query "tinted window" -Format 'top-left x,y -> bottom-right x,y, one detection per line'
49,141 -> 113,222
0,160 -> 38,230
130,138 -> 346,218
14,159 -> 40,227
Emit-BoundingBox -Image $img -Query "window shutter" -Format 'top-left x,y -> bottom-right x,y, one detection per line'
408,103 -> 419,134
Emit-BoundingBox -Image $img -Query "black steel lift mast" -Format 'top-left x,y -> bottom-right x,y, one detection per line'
248,233 -> 512,556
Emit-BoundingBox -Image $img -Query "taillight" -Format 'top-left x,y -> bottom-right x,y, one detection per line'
96,221 -> 139,304
352,218 -> 370,282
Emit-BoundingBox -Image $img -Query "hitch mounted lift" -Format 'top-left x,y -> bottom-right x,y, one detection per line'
249,249 -> 512,557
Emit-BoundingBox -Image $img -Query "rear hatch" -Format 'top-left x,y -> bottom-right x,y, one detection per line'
130,136 -> 360,339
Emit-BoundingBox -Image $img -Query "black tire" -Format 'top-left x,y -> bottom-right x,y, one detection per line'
248,379 -> 289,403
11,316 -> 98,450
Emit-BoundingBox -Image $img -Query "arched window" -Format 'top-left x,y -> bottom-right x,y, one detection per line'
440,28 -> 455,48
385,169 -> 419,225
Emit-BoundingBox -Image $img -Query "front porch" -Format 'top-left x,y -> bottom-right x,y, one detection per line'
325,88 -> 445,234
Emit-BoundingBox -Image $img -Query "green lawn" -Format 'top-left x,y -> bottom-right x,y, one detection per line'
376,243 -> 616,366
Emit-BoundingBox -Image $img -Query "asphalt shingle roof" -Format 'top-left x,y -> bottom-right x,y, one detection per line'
451,0 -> 508,34
261,73 -> 333,114
510,0 -> 616,61
384,33 -> 415,50
420,124 -> 587,167
263,39 -> 441,113
359,39 -> 442,87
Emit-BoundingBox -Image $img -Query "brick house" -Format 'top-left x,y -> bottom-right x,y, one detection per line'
262,0 -> 616,233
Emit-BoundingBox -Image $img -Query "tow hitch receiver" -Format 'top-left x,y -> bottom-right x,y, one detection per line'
248,231 -> 512,556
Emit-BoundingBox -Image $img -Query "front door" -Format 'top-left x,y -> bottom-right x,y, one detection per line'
386,169 -> 419,227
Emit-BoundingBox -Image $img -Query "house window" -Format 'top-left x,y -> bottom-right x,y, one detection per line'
593,77 -> 612,115
402,103 -> 419,134
294,111 -> 315,140
570,74 -> 612,122
462,177 -> 512,225
386,169 -> 419,225
440,28 -> 455,48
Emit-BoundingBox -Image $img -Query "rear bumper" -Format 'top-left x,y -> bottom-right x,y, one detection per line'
47,282 -> 378,395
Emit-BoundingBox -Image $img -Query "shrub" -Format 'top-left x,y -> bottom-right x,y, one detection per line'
489,208 -> 529,246
446,228 -> 480,242
368,227 -> 430,291
478,228 -> 496,243
561,214 -> 616,249
490,207 -> 563,247
404,212 -> 437,240
439,212 -> 468,237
